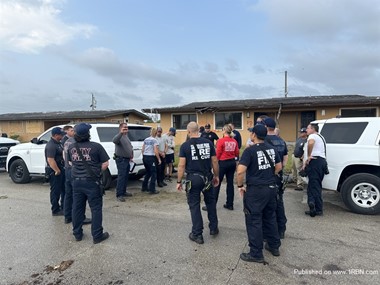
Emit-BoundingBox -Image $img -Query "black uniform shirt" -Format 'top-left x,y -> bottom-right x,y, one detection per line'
239,143 -> 281,186
293,137 -> 307,158
200,131 -> 219,145
68,141 -> 110,178
232,129 -> 242,149
179,137 -> 216,175
265,135 -> 288,163
45,138 -> 64,168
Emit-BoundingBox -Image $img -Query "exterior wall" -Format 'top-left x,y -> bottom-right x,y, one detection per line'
0,113 -> 147,142
159,105 -> 378,146
127,113 -> 145,124
0,120 -> 45,142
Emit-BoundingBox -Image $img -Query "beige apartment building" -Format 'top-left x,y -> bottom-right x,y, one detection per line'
143,95 -> 380,144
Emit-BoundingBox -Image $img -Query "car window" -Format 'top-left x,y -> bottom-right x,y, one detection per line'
38,131 -> 52,144
321,122 -> 368,144
128,126 -> 151,141
96,126 -> 151,142
97,127 -> 120,142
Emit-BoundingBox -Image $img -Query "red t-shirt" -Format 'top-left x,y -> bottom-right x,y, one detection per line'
216,137 -> 239,161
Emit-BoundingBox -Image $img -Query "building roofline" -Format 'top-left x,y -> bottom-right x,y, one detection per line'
142,95 -> 380,113
0,109 -> 150,121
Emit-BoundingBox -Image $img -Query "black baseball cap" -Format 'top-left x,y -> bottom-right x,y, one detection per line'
250,124 -> 267,139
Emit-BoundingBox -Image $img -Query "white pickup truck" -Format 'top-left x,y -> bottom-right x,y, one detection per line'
6,123 -> 151,189
313,117 -> 380,215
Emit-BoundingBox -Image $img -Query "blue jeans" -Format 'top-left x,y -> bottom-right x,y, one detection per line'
214,159 -> 236,207
142,156 -> 157,192
244,185 -> 281,259
115,157 -> 130,197
307,157 -> 326,212
49,167 -> 65,214
72,179 -> 103,240
187,173 -> 218,236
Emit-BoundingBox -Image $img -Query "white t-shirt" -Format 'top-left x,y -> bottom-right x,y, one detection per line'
155,136 -> 166,152
163,134 -> 175,154
305,133 -> 326,159
143,136 -> 158,156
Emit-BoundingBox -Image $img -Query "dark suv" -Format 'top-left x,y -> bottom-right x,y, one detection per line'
0,137 -> 20,168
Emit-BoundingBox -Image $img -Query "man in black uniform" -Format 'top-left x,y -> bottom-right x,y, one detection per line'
264,117 -> 288,239
63,126 -> 91,225
200,123 -> 219,145
176,121 -> 220,244
230,123 -> 242,149
45,127 -> 66,216
68,123 -> 110,244
237,124 -> 282,263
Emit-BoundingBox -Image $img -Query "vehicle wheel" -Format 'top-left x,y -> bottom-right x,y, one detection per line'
9,159 -> 31,184
341,173 -> 380,215
102,168 -> 112,190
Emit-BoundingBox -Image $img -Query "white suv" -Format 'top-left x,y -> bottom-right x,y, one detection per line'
312,117 -> 380,215
6,123 -> 151,188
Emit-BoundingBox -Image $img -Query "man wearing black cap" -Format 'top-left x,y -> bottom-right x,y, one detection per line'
45,127 -> 66,216
201,124 -> 219,145
292,128 -> 308,191
237,124 -> 282,263
263,117 -> 288,239
67,123 -> 110,244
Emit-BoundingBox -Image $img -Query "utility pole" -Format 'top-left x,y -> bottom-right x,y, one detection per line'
284,70 -> 288,98
90,93 -> 97,110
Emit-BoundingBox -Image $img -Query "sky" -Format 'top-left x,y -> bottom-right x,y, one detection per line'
0,0 -> 379,115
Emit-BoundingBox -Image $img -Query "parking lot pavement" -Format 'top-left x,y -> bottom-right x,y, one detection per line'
0,170 -> 379,285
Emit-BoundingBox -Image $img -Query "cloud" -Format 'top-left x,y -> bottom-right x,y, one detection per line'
69,47 -> 231,90
249,0 -> 380,95
250,0 -> 380,43
0,0 -> 96,53
225,58 -> 239,71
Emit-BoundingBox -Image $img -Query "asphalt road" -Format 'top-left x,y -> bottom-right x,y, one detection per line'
0,169 -> 379,285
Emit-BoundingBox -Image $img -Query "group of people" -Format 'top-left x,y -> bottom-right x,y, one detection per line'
112,123 -> 178,199
44,117 -> 328,256
45,123 -> 110,244
176,116 -> 327,263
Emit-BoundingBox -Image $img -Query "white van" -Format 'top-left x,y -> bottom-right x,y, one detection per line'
6,123 -> 151,188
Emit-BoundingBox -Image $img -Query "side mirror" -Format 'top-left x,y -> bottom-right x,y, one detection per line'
31,138 -> 38,144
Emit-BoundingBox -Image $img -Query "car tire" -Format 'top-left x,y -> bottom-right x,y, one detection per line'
341,173 -> 380,215
9,159 -> 31,184
102,168 -> 112,190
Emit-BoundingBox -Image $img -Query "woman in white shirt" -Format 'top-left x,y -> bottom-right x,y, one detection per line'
142,128 -> 161,194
